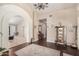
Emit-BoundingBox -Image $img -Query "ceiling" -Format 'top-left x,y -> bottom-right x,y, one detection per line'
33,3 -> 77,13
0,3 -> 77,12
0,3 -> 77,17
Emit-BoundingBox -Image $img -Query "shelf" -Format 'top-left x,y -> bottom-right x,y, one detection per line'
55,25 -> 64,45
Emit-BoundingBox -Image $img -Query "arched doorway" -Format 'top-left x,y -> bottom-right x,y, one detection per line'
0,4 -> 33,49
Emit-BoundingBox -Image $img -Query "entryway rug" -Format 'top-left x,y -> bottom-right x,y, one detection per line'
15,44 -> 60,56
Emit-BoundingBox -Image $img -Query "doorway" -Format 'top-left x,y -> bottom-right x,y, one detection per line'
9,25 -> 17,40
38,19 -> 47,41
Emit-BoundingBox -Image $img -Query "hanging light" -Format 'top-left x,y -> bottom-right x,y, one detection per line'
34,3 -> 48,10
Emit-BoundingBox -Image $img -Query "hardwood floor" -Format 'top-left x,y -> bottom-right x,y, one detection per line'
9,43 -> 29,56
33,41 -> 79,56
9,40 -> 79,56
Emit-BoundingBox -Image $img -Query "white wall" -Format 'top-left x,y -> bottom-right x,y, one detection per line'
77,4 -> 79,49
38,7 -> 77,45
0,4 -> 33,49
33,11 -> 39,41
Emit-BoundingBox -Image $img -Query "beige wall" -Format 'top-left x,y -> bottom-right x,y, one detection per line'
77,4 -> 79,49
33,11 -> 39,41
15,3 -> 33,18
37,7 -> 77,45
0,4 -> 33,49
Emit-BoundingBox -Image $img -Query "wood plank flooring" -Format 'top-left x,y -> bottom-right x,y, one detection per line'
9,40 -> 79,56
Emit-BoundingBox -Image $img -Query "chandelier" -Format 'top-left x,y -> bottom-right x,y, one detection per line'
34,3 -> 48,10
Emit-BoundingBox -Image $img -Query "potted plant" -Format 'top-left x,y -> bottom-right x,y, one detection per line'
0,48 -> 5,55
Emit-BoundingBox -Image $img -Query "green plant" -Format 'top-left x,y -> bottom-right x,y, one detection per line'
0,48 -> 5,51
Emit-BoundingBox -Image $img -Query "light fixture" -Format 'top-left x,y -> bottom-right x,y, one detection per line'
34,3 -> 48,10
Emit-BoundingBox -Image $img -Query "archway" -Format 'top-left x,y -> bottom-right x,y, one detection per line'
0,4 -> 33,49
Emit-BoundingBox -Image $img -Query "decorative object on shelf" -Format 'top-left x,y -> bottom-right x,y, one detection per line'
55,25 -> 66,46
34,3 -> 48,10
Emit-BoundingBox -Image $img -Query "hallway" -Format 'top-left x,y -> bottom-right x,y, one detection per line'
0,3 -> 79,56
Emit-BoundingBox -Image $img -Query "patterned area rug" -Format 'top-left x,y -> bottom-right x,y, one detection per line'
15,44 -> 60,56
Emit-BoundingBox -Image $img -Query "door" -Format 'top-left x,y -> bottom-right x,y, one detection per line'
9,25 -> 16,40
38,19 -> 47,41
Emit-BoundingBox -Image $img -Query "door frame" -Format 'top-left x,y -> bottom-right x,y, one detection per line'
38,18 -> 47,40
